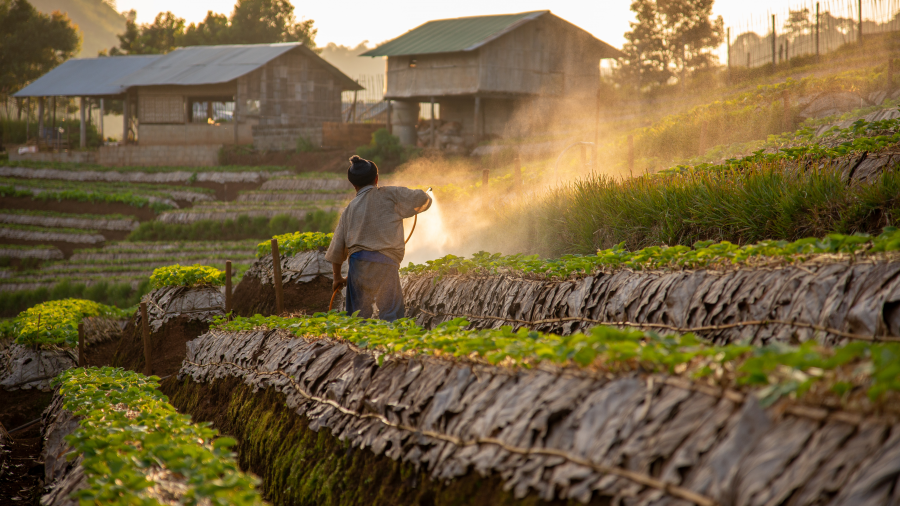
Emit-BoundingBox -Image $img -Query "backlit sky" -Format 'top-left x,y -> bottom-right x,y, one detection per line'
115,0 -> 842,49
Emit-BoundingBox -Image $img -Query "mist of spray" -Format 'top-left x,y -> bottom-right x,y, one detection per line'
402,189 -> 454,267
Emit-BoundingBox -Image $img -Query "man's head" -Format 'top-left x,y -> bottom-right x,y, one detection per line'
348,155 -> 378,190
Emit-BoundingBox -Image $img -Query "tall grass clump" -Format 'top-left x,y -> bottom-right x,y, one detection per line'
127,211 -> 338,241
488,163 -> 900,256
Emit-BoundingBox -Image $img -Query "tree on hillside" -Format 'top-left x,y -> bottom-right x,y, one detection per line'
109,0 -> 317,54
619,0 -> 724,88
0,0 -> 80,98
110,10 -> 184,54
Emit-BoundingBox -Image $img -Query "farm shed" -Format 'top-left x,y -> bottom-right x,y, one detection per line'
14,43 -> 363,152
361,11 -> 623,146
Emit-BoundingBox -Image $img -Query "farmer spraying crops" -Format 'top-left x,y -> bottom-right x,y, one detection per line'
325,155 -> 432,321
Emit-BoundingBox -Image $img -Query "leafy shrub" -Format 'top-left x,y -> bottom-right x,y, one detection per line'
149,264 -> 226,289
356,128 -> 418,166
9,299 -> 130,348
256,231 -> 332,259
53,367 -> 264,505
127,211 -> 338,241
296,135 -> 318,152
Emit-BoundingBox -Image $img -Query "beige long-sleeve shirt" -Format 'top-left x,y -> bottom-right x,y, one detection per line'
325,185 -> 432,265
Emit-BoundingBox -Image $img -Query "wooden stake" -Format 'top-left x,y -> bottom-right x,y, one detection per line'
271,239 -> 284,315
77,322 -> 85,367
225,260 -> 232,317
141,302 -> 151,376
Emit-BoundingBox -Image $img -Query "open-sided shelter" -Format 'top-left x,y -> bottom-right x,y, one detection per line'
361,10 -> 623,146
14,43 -> 363,152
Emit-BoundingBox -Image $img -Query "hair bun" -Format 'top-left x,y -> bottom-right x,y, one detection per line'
349,155 -> 361,163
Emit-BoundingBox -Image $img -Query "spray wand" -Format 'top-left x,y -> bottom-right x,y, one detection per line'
329,187 -> 432,311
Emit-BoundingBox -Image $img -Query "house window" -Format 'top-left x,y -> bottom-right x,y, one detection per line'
409,57 -> 417,68
188,98 -> 235,124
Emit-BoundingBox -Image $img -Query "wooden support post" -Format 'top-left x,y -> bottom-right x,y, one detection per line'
233,94 -> 240,145
772,15 -> 777,70
271,239 -> 284,315
858,0 -> 863,44
816,3 -> 820,63
38,97 -> 44,140
473,96 -> 482,143
25,98 -> 30,143
627,135 -> 635,178
79,97 -> 87,149
386,100 -> 392,134
141,302 -> 151,376
513,157 -> 522,189
430,97 -> 436,148
225,260 -> 233,317
99,98 -> 104,141
123,95 -> 130,144
77,322 -> 85,367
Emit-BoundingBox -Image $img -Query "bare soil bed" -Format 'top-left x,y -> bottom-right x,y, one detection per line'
114,314 -> 210,378
232,273 -> 334,317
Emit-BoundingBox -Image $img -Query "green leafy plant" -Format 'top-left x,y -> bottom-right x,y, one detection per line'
256,231 -> 333,258
149,264 -> 226,289
213,313 -> 900,405
127,212 -> 338,241
9,298 -> 130,347
405,228 -> 900,278
356,128 -> 418,166
53,367 -> 264,505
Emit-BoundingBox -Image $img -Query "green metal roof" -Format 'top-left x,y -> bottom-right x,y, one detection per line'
361,11 -> 549,57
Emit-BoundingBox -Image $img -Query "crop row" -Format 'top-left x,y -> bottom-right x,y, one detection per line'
150,264 -> 226,289
0,244 -> 63,260
2,298 -> 130,347
256,231 -> 332,258
127,211 -> 338,242
0,279 -> 152,317
404,228 -> 900,278
0,211 -> 138,232
1,176 -> 215,199
40,255 -> 256,270
1,184 -> 175,213
236,191 -> 352,202
52,367 -> 264,505
216,313 -> 900,407
3,159 -> 289,174
0,224 -> 106,244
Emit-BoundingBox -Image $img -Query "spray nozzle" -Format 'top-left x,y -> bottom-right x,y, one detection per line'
426,187 -> 433,193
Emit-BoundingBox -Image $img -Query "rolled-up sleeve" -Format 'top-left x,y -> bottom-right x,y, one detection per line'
390,187 -> 431,219
325,213 -> 348,264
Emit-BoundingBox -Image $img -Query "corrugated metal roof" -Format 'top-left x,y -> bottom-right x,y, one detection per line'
361,11 -> 548,57
13,55 -> 161,97
116,43 -> 362,91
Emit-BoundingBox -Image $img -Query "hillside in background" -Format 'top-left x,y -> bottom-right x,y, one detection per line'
29,0 -> 125,57
318,42 -> 385,80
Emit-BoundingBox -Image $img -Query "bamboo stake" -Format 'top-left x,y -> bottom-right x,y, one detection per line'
271,239 -> 284,315
225,260 -> 233,318
141,302 -> 151,376
77,322 -> 85,367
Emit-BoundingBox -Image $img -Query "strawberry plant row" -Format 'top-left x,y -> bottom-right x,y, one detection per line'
214,313 -> 900,407
150,264 -> 227,289
255,231 -> 333,258
51,367 -> 264,505
5,298 -> 130,347
403,228 -> 900,279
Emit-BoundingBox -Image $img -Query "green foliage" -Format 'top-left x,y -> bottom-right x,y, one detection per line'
150,264 -> 226,289
112,0 -> 316,55
356,128 -> 418,166
619,0 -> 724,88
0,184 -> 174,213
8,298 -> 130,347
296,135 -> 318,152
213,313 -> 900,404
405,228 -> 900,278
257,231 -> 332,258
0,0 -> 81,96
127,211 -> 338,241
0,279 -> 152,318
53,367 -> 264,505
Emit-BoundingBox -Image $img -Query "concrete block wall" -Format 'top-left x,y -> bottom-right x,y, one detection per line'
97,145 -> 222,167
252,125 -> 321,151
9,151 -> 98,164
